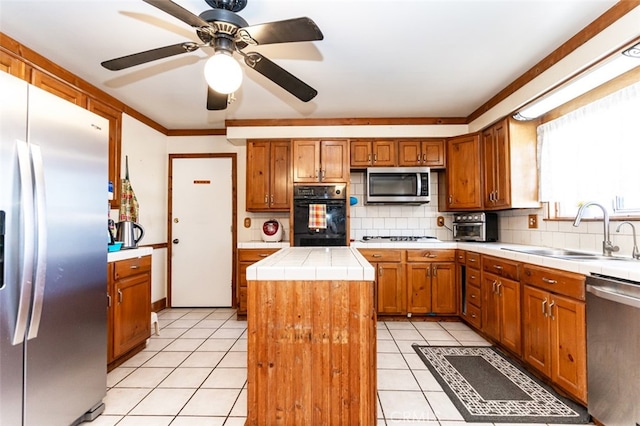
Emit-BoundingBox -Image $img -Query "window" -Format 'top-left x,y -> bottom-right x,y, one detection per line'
537,79 -> 640,219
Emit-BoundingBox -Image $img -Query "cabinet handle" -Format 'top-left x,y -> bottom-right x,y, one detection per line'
424,253 -> 437,258
378,266 -> 383,276
468,258 -> 476,263
548,300 -> 555,319
471,313 -> 477,318
259,254 -> 269,257
270,194 -> 274,204
432,265 -> 437,277
448,195 -> 453,204
264,194 -> 268,204
426,268 -> 430,277
373,154 -> 378,162
493,264 -> 503,271
470,274 -> 476,280
107,294 -> 111,308
368,154 -> 371,163
492,280 -> 497,293
315,169 -> 319,179
496,281 -> 502,294
542,277 -> 557,285
422,154 -> 426,162
321,169 -> 326,180
117,289 -> 123,303
470,294 -> 476,299
130,265 -> 139,269
417,154 -> 421,162
372,254 -> 382,258
542,298 -> 548,317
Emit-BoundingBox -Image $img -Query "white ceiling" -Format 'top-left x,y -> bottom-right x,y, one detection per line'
0,0 -> 622,130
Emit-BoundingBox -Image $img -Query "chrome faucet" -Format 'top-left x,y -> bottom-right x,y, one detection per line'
573,202 -> 619,256
615,221 -> 640,260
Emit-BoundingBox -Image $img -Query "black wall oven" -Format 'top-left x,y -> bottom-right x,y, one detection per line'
293,184 -> 347,247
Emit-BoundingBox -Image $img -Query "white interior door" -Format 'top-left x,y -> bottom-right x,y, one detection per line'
171,157 -> 233,307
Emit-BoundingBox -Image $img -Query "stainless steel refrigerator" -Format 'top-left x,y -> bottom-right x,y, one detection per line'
1,71 -> 109,425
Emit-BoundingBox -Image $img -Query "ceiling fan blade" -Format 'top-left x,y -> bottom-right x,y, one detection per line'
244,52 -> 317,102
238,17 -> 323,46
207,87 -> 228,110
101,42 -> 199,70
143,0 -> 211,28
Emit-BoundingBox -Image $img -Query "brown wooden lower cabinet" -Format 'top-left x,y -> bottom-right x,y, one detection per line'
522,265 -> 587,403
236,248 -> 280,315
246,278 -> 376,424
108,255 -> 151,370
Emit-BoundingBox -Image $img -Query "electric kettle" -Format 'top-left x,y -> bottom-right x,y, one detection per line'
116,221 -> 145,249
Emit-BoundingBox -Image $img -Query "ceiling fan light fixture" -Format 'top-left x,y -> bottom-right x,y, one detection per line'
204,51 -> 243,94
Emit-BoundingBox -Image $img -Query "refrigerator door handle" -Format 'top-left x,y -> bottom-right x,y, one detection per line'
12,140 -> 35,345
27,144 -> 48,340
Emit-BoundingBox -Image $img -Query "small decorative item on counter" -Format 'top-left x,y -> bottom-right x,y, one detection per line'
261,219 -> 283,242
108,242 -> 123,252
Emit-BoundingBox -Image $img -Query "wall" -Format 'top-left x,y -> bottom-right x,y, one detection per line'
349,171 -> 451,242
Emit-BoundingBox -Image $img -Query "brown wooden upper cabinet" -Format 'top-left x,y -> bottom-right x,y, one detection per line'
0,50 -> 28,79
246,140 -> 291,211
440,133 -> 483,211
293,139 -> 349,183
31,69 -> 87,107
350,139 -> 397,168
482,117 -> 539,210
88,98 -> 122,210
398,139 -> 445,168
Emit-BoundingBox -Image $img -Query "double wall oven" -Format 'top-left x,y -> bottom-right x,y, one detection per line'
292,184 -> 347,247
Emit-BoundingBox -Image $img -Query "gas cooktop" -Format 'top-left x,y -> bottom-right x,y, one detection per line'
361,236 -> 441,242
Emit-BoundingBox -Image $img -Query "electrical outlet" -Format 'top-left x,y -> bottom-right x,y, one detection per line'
528,214 -> 538,229
437,216 -> 445,227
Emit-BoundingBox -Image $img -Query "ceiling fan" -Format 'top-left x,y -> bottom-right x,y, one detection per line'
101,0 -> 323,110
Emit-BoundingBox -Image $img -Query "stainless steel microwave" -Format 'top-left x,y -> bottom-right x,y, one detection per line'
365,167 -> 431,204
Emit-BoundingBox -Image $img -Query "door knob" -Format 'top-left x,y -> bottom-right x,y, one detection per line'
173,239 -> 179,244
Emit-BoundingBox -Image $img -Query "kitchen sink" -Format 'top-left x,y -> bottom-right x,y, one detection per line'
501,247 -> 637,262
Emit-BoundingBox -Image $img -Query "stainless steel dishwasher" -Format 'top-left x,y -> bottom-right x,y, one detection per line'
586,273 -> 640,426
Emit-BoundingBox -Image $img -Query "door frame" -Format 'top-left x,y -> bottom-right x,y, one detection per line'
167,153 -> 237,308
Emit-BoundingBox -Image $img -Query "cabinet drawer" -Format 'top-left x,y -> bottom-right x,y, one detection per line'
466,252 -> 481,267
465,303 -> 482,329
113,255 -> 151,280
522,264 -> 585,300
358,249 -> 403,263
467,284 -> 481,308
468,268 -> 481,286
482,255 -> 520,281
406,249 -> 455,262
456,250 -> 466,264
238,248 -> 280,262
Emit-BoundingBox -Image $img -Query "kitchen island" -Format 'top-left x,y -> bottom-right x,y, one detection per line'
245,247 -> 376,425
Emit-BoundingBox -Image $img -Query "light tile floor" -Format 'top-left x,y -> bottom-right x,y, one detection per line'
88,307 -> 577,426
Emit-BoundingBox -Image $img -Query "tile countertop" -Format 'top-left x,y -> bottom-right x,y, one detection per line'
246,247 -> 375,282
107,246 -> 153,263
240,240 -> 639,282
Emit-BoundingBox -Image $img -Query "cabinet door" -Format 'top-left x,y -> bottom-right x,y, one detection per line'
523,285 -> 552,376
293,140 -> 320,182
320,140 -> 349,182
31,69 -> 86,107
492,121 -> 511,208
269,141 -> 291,210
431,262 -> 456,314
481,272 -> 500,341
350,140 -> 372,167
372,140 -> 396,166
377,263 -> 405,315
406,263 -> 430,314
550,294 -> 587,402
421,140 -> 445,168
88,98 -> 122,210
499,278 -> 522,356
398,140 -> 421,166
0,50 -> 28,79
113,273 -> 151,358
246,140 -> 271,210
446,133 -> 483,210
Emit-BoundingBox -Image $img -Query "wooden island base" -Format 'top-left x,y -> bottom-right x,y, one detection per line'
246,279 -> 376,425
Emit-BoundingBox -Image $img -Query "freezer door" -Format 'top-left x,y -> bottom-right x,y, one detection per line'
21,85 -> 109,425
0,71 -> 29,426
